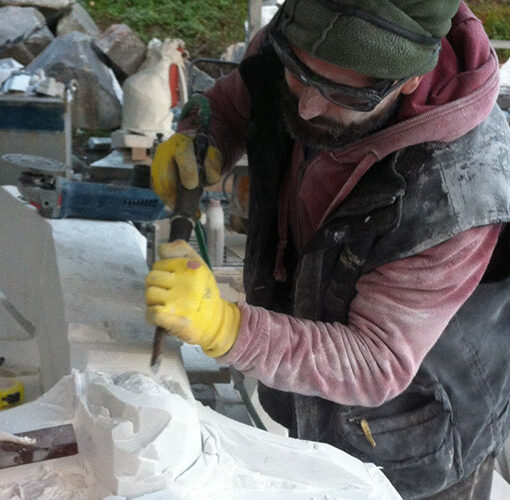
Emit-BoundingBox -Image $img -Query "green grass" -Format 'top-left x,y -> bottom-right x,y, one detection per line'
79,1 -> 510,61
79,0 -> 247,58
469,1 -> 510,61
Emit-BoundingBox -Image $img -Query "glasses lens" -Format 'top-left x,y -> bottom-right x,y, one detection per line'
322,89 -> 379,111
271,31 -> 385,112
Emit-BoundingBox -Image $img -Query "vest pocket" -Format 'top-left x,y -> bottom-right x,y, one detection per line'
333,385 -> 459,497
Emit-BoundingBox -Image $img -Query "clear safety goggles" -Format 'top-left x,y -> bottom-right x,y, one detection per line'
269,30 -> 409,112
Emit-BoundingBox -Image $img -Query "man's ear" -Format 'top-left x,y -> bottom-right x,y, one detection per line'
400,75 -> 424,95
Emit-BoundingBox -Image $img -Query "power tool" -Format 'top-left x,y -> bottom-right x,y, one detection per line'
4,154 -> 165,222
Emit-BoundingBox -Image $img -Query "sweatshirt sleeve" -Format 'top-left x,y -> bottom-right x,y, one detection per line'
218,225 -> 501,407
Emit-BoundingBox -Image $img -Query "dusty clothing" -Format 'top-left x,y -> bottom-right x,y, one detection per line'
182,3 -> 510,498
427,455 -> 495,500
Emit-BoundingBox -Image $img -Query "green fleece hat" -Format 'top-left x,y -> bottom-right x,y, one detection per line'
276,0 -> 461,79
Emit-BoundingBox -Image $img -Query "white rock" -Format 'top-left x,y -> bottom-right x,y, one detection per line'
0,57 -> 23,86
2,72 -> 30,92
0,186 -> 189,395
0,370 -> 402,499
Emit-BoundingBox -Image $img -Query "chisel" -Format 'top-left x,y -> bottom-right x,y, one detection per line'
150,95 -> 211,371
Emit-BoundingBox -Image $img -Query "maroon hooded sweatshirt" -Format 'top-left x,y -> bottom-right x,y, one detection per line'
184,3 -> 502,407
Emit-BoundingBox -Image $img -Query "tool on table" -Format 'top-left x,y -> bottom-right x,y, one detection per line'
0,424 -> 78,469
150,95 -> 211,371
3,154 -> 165,222
0,380 -> 24,410
0,358 -> 24,410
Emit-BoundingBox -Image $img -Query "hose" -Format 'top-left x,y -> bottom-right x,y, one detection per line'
194,220 -> 212,269
193,215 -> 267,431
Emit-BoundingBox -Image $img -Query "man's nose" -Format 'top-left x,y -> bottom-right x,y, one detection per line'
298,86 -> 329,120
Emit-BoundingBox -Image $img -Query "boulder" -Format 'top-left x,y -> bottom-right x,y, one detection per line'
0,0 -> 72,8
94,23 -> 146,81
56,2 -> 99,38
27,32 -> 122,130
221,42 -> 246,63
0,6 -> 54,65
187,63 -> 215,94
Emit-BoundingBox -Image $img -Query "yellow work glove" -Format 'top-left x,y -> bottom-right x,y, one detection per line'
151,132 -> 222,209
145,240 -> 241,357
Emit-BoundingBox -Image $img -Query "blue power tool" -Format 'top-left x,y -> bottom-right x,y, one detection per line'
7,154 -> 165,222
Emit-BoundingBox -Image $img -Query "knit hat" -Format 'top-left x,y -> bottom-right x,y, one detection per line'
275,0 -> 461,79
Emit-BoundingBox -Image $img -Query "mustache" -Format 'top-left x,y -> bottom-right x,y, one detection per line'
303,115 -> 340,129
277,77 -> 400,150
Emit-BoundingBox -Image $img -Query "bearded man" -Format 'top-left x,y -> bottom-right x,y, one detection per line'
146,2 -> 510,498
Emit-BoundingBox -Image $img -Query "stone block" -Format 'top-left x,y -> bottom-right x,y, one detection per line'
120,38 -> 184,138
0,186 -> 189,393
34,75 -> 65,97
130,147 -> 150,162
0,186 -> 69,390
56,2 -> 100,38
0,5 -> 44,44
111,130 -> 154,149
0,292 -> 34,340
27,32 -> 121,130
94,23 -> 146,80
0,0 -> 72,8
86,136 -> 112,151
0,6 -> 54,65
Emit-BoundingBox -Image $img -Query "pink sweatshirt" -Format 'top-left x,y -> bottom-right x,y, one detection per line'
195,3 -> 502,407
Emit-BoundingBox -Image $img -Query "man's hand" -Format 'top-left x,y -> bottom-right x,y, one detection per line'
151,133 -> 222,209
145,240 -> 240,357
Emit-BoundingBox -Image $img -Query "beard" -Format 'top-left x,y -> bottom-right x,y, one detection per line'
279,78 -> 401,151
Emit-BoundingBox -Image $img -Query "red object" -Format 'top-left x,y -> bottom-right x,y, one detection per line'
169,64 -> 180,107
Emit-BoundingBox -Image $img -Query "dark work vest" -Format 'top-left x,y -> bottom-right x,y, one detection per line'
239,47 -> 510,499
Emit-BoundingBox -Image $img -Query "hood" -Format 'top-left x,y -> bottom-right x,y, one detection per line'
317,2 -> 500,228
333,2 -> 499,164
398,1 -> 497,122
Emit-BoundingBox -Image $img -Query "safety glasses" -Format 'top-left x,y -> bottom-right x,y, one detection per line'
269,30 -> 409,112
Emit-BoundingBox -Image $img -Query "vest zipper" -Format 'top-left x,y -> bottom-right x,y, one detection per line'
349,417 -> 377,448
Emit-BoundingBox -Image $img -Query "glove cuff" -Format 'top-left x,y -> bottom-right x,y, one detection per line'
204,299 -> 241,358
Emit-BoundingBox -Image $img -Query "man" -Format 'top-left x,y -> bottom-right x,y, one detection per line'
146,1 -> 510,498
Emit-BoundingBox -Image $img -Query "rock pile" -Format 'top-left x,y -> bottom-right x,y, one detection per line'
0,1 -> 147,130
0,0 -> 247,135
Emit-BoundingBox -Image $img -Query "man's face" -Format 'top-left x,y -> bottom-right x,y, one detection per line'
280,46 -> 404,150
